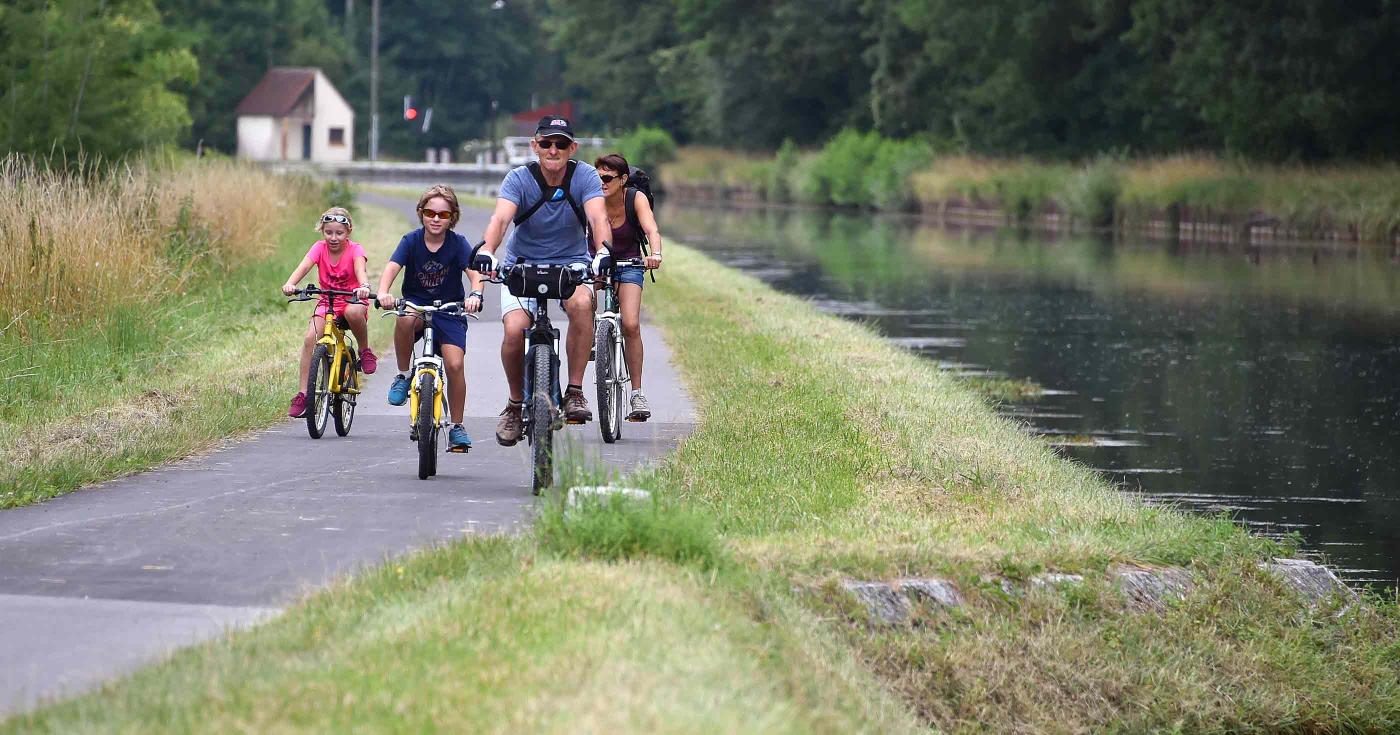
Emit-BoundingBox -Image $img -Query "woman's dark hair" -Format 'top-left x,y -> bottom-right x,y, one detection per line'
594,153 -> 629,176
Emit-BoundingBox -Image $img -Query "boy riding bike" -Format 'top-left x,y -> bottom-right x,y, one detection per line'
375,184 -> 484,451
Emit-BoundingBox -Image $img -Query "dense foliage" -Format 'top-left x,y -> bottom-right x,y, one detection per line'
3,0 -> 1397,160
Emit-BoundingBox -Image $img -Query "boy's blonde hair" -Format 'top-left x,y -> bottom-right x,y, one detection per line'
416,184 -> 461,228
315,206 -> 354,233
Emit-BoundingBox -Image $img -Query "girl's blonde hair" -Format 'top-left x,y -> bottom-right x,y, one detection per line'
315,206 -> 354,233
416,184 -> 461,228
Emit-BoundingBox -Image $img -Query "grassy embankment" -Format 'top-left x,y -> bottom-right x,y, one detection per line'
10,236 -> 1398,732
0,156 -> 395,508
662,143 -> 1400,244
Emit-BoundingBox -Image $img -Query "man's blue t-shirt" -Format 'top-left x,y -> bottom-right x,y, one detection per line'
499,161 -> 603,267
390,228 -> 471,305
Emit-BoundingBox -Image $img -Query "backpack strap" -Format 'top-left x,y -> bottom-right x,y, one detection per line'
512,160 -> 587,231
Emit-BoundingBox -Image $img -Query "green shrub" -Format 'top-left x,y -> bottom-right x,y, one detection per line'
322,179 -> 356,210
757,139 -> 800,202
868,137 -> 933,211
535,491 -> 724,570
615,126 -> 678,173
1061,157 -> 1123,228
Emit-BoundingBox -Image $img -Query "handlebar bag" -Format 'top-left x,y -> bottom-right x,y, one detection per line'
506,264 -> 578,300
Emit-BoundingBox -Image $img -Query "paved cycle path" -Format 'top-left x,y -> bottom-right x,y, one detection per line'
0,194 -> 694,716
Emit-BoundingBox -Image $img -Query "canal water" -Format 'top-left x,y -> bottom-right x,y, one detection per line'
663,204 -> 1400,586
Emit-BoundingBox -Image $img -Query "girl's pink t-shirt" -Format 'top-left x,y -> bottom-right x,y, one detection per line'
307,240 -> 367,291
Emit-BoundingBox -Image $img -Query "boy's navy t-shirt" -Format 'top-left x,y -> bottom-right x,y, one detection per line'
389,228 -> 471,304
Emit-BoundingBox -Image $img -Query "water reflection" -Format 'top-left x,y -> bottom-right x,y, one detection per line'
665,204 -> 1400,586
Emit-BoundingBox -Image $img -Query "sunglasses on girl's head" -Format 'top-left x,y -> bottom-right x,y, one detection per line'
419,208 -> 453,221
321,214 -> 350,224
535,138 -> 572,150
599,173 -> 625,184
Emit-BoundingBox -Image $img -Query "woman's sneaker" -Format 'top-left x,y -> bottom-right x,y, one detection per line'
359,347 -> 378,374
288,392 -> 308,418
627,390 -> 651,422
387,374 -> 410,405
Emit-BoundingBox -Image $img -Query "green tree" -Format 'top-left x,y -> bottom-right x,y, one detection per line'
0,0 -> 196,158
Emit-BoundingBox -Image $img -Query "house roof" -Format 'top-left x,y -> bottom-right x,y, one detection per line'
235,67 -> 317,116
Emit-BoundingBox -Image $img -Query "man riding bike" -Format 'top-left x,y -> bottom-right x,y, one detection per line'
473,116 -> 612,446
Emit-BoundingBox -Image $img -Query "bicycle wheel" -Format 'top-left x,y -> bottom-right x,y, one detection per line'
332,347 -> 357,437
595,320 -> 621,443
417,372 -> 438,480
305,344 -> 332,439
529,347 -> 554,495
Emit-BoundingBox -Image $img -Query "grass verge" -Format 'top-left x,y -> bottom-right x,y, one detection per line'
0,197 -> 402,508
7,240 -> 1398,731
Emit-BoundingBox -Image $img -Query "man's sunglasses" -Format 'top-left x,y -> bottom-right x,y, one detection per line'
535,138 -> 573,150
419,208 -> 453,221
321,214 -> 350,225
599,173 -> 625,184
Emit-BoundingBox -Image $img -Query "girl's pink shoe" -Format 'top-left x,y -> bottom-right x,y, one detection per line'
288,392 -> 308,418
360,347 -> 378,374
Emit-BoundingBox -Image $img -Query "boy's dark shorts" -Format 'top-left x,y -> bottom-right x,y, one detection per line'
416,313 -> 467,351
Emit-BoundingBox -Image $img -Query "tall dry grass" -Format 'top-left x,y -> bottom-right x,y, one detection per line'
0,153 -> 304,333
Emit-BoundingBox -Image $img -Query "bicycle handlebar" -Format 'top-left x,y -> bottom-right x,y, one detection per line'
286,285 -> 368,305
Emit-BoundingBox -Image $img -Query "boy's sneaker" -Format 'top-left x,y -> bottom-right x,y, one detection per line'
387,374 -> 410,406
448,424 -> 472,452
496,401 -> 523,446
627,391 -> 651,422
562,388 -> 592,424
359,347 -> 378,374
288,392 -> 308,418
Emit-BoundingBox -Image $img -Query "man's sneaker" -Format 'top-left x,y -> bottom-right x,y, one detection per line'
448,424 -> 472,452
387,374 -> 410,406
288,392 -> 308,418
496,401 -> 523,446
359,347 -> 378,374
627,391 -> 651,422
562,388 -> 592,424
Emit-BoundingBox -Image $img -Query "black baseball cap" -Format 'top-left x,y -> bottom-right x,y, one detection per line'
535,115 -> 575,141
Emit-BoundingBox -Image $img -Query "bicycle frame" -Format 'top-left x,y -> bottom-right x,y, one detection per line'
406,311 -> 448,429
317,305 -> 359,397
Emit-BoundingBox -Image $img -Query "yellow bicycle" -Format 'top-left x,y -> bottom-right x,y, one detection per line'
288,285 -> 364,439
378,297 -> 471,479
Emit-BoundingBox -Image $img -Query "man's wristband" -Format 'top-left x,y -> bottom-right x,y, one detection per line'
468,290 -> 484,299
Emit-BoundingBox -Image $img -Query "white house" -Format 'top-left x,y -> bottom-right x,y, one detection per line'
236,68 -> 354,162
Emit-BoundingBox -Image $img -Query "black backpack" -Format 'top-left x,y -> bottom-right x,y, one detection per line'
513,160 -> 587,231
622,167 -> 655,254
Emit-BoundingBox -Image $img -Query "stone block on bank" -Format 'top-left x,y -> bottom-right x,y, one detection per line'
1260,558 -> 1356,607
1112,565 -> 1194,609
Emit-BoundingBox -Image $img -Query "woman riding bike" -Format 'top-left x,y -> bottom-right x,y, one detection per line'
594,153 -> 663,421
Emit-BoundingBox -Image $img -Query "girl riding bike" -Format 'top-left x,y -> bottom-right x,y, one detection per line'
281,207 -> 375,418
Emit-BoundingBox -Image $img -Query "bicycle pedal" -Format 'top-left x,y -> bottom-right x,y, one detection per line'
565,417 -> 587,425
447,445 -> 470,454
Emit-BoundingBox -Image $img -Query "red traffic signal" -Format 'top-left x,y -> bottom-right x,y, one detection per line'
403,94 -> 418,121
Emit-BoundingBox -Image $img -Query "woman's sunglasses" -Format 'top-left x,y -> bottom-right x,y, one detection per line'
535,138 -> 573,150
321,214 -> 350,225
599,173 -> 626,184
420,208 -> 453,221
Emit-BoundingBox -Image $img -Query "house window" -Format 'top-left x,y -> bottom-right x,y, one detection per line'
328,127 -> 345,146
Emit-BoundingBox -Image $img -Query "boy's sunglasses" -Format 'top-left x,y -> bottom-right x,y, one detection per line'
321,214 -> 350,225
599,173 -> 625,184
535,138 -> 573,150
419,208 -> 453,221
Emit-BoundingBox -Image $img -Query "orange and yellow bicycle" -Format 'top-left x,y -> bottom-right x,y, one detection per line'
287,285 -> 365,439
